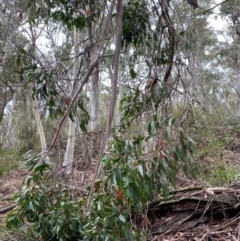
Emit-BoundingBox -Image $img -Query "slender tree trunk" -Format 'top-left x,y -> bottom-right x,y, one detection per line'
236,67 -> 240,117
90,74 -> 99,132
141,107 -> 150,154
28,0 -> 115,176
30,34 -> 47,152
33,98 -> 47,151
62,117 -> 76,174
62,27 -> 79,175
87,0 -> 122,210
88,10 -> 100,157
89,15 -> 99,133
234,48 -> 240,117
5,92 -> 16,149
115,66 -> 122,130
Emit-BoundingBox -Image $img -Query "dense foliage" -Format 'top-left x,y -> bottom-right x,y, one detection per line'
7,123 -> 195,240
0,0 -> 239,240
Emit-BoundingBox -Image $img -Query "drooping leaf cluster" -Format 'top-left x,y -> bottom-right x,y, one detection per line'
7,119 -> 195,241
122,0 -> 150,48
26,0 -> 102,30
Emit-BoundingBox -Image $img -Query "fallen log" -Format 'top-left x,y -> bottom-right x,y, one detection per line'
147,184 -> 240,235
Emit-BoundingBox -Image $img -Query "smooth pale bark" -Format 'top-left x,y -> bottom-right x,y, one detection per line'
89,73 -> 99,132
33,98 -> 47,150
233,40 -> 240,116
89,18 -> 100,133
30,24 -> 47,152
228,9 -> 240,117
5,92 -> 16,149
0,87 -> 9,123
87,0 -> 122,211
0,11 -> 7,26
62,28 -> 79,175
47,23 -> 71,164
236,65 -> 240,117
62,117 -> 76,174
0,11 -> 11,123
115,67 -> 122,130
109,64 -> 122,131
141,99 -> 150,154
88,8 -> 100,158
106,0 -> 123,136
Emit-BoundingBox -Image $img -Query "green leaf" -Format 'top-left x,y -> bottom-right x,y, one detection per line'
38,213 -> 43,221
119,214 -> 126,223
161,178 -> 169,200
179,30 -> 184,36
69,111 -> 75,122
137,165 -> 144,177
19,48 -> 26,54
113,172 -> 117,187
130,68 -> 137,79
29,202 -> 35,212
147,122 -> 152,134
97,200 -> 101,211
75,16 -> 86,29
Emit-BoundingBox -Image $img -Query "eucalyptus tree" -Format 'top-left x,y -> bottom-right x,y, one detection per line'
0,4 -> 14,126
13,0 -> 194,177
0,0 -> 223,168
88,1 -> 100,133
6,1 -> 215,240
0,1 -> 26,148
219,0 -> 240,117
62,27 -> 79,174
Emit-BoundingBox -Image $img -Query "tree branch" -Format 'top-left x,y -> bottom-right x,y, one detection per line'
28,0 -> 116,176
86,0 -> 123,213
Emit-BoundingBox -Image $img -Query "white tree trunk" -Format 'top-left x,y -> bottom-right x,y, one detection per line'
26,18 -> 48,153
0,11 -> 7,26
88,16 -> 100,159
33,98 -> 47,151
237,69 -> 240,117
90,74 -> 99,132
32,97 -> 47,152
89,19 -> 100,133
62,118 -> 76,174
87,0 -> 122,210
115,66 -> 122,130
5,92 -> 16,149
62,28 -> 79,175
235,45 -> 240,116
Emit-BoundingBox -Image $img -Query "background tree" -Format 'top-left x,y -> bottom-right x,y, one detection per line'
3,1 -> 240,240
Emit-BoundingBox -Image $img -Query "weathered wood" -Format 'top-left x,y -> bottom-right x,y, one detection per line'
147,184 -> 240,235
0,204 -> 16,214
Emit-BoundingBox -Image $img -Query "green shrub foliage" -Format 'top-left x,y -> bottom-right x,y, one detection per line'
7,113 -> 195,241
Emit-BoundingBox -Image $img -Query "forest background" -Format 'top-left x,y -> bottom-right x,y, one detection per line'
1,0 -> 240,240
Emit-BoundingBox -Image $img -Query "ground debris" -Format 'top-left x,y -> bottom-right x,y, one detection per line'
146,183 -> 240,240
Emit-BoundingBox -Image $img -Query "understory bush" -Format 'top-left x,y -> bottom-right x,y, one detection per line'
0,149 -> 21,176
6,128 -> 196,241
6,88 -> 196,241
206,162 -> 240,186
